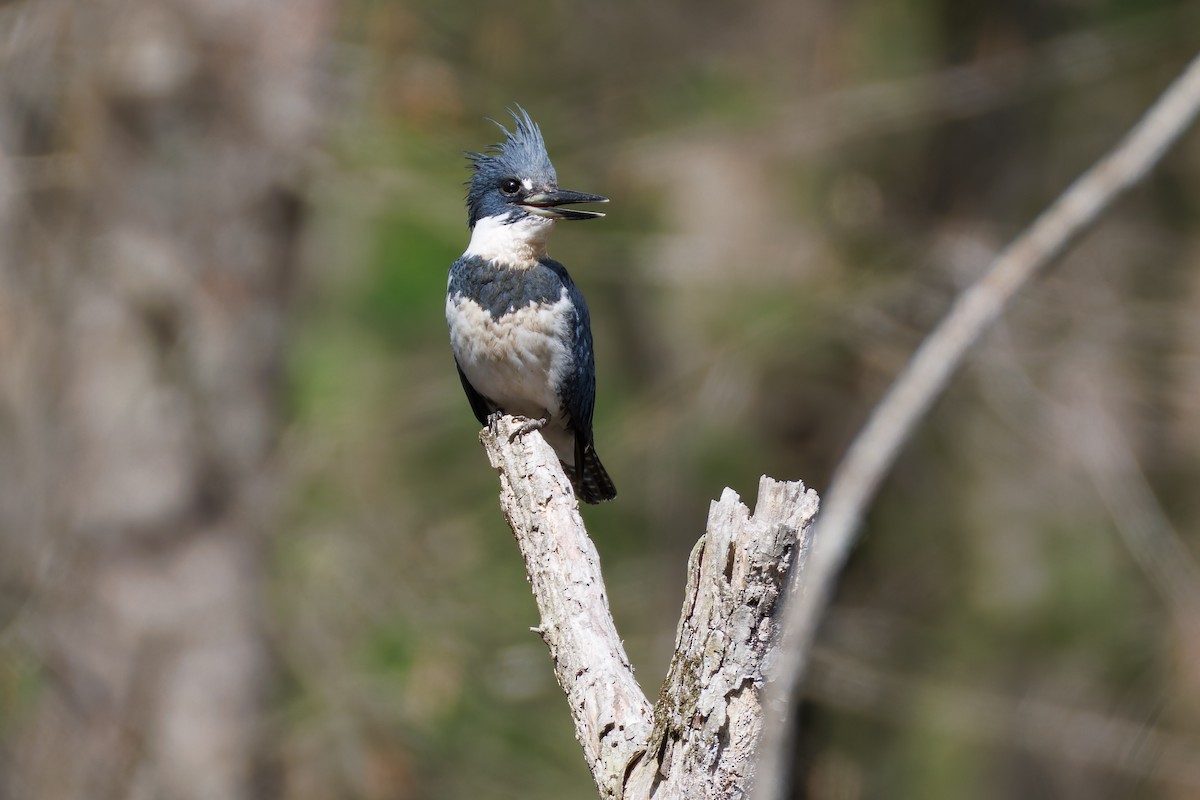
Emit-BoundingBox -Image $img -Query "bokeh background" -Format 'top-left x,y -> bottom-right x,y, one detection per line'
2,0 -> 1200,798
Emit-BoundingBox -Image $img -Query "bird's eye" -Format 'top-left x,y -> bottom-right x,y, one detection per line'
499,177 -> 521,196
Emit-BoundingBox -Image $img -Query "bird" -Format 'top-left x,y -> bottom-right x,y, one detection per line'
446,106 -> 617,504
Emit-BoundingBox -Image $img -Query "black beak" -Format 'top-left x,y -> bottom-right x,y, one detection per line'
519,189 -> 608,220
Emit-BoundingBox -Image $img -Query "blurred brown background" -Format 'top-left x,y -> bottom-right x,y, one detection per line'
1,0 -> 1199,798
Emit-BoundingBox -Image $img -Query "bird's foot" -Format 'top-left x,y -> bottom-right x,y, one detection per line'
509,416 -> 547,443
486,411 -> 505,436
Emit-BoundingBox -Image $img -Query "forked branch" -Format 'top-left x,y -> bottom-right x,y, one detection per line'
481,416 -> 818,799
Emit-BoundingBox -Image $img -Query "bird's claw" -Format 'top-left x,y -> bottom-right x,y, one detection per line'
509,416 -> 547,443
486,411 -> 504,436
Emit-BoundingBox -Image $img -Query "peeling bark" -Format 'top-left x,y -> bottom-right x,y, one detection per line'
481,416 -> 818,799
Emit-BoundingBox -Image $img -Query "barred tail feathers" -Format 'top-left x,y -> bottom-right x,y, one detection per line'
569,444 -> 616,504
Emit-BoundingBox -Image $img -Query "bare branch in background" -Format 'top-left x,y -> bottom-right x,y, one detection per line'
975,305 -> 1200,626
754,50 -> 1200,800
480,415 -> 818,799
1073,388 -> 1200,621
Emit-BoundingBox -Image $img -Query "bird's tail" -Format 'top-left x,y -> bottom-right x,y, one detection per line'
570,444 -> 617,504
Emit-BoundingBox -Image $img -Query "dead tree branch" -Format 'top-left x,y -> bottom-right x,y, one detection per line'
480,416 -> 818,799
482,418 -> 653,796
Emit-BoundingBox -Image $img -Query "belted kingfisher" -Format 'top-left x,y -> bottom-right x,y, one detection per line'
446,107 -> 617,504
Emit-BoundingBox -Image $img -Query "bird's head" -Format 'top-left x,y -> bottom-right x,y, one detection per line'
464,107 -> 607,230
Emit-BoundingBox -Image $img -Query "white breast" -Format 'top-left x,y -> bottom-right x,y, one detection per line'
446,288 -> 574,446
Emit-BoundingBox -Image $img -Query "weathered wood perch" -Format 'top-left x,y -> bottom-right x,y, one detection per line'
481,416 -> 819,799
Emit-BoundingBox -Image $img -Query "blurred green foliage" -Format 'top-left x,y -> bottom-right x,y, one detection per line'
271,0 -> 1200,797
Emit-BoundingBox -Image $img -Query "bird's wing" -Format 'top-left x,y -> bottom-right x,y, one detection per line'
455,357 -> 494,426
540,258 -> 597,448
567,282 -> 597,441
